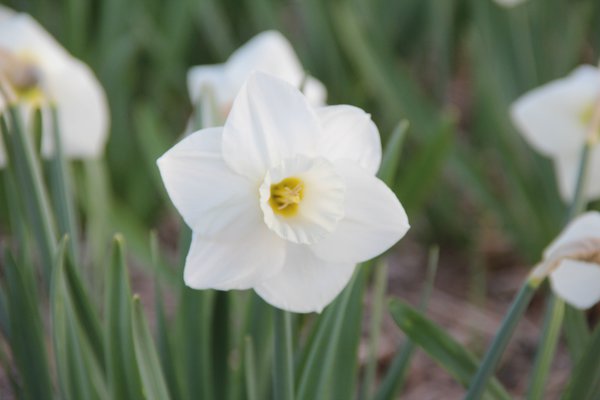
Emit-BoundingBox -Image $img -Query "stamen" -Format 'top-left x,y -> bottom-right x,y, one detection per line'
269,177 -> 305,217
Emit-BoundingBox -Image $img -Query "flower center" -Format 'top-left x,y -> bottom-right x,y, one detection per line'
0,48 -> 43,101
269,177 -> 304,217
580,102 -> 595,126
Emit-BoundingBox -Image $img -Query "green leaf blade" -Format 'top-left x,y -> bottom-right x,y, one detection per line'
389,299 -> 511,400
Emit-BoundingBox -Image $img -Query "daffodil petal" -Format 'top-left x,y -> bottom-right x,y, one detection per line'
187,64 -> 234,107
590,147 -> 600,199
225,31 -> 305,93
222,72 -> 321,179
510,65 -> 600,157
543,211 -> 600,260
310,161 -> 409,264
550,259 -> 600,309
0,13 -> 70,71
254,244 -> 356,313
157,128 -> 260,239
41,60 -> 109,159
303,76 -> 327,106
553,149 -> 600,202
0,5 -> 16,22
184,230 -> 285,290
259,156 -> 345,244
316,105 -> 382,174
553,155 -> 580,202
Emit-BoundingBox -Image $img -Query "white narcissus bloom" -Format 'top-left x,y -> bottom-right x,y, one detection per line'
0,6 -> 109,167
158,73 -> 409,313
511,65 -> 600,202
187,30 -> 326,125
536,212 -> 600,309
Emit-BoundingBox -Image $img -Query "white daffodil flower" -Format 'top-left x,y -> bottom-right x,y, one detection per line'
0,6 -> 109,167
158,72 -> 409,313
511,65 -> 600,202
532,212 -> 600,309
187,30 -> 326,125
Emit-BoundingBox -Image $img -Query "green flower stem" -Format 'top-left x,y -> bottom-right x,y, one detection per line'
361,260 -> 389,400
464,280 -> 538,400
472,130 -> 596,400
563,141 -> 594,360
563,306 -> 590,362
526,295 -> 565,400
244,336 -> 259,400
566,143 -> 591,221
1,106 -> 57,280
527,139 -> 593,399
273,309 -> 294,400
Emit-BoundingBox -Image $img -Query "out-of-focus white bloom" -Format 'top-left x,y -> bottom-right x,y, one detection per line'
158,73 -> 408,313
493,0 -> 527,8
187,30 -> 326,125
532,212 -> 600,309
511,65 -> 600,202
0,6 -> 109,166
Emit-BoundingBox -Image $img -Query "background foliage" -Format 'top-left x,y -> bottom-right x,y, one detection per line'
1,0 -> 600,398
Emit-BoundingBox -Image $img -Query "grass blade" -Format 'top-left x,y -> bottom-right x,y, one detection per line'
395,116 -> 455,213
465,281 -> 537,400
131,295 -> 172,400
47,107 -> 80,263
4,250 -> 54,399
296,266 -> 368,400
273,309 -> 294,400
526,294 -> 565,400
389,300 -> 511,400
561,323 -> 600,400
244,336 -> 259,400
361,259 -> 389,399
375,246 -> 439,400
377,120 -> 409,186
1,109 -> 57,280
105,234 -> 143,399
52,237 -> 108,400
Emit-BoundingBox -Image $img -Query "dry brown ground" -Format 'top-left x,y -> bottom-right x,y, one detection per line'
366,239 -> 573,400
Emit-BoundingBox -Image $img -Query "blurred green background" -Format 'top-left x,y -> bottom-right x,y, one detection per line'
3,0 -> 600,264
2,0 -> 600,398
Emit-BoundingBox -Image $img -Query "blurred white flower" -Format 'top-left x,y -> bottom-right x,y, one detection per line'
158,73 -> 408,313
493,0 -> 527,8
532,212 -> 600,309
187,30 -> 326,125
511,65 -> 600,202
0,6 -> 109,166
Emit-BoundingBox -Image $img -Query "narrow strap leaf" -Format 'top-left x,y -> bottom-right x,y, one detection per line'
389,299 -> 511,400
131,295 -> 172,400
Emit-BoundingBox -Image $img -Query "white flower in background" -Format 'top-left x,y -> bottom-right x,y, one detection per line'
532,212 -> 600,309
158,72 -> 409,313
187,30 -> 326,125
511,65 -> 600,202
0,6 -> 109,166
493,0 -> 527,8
